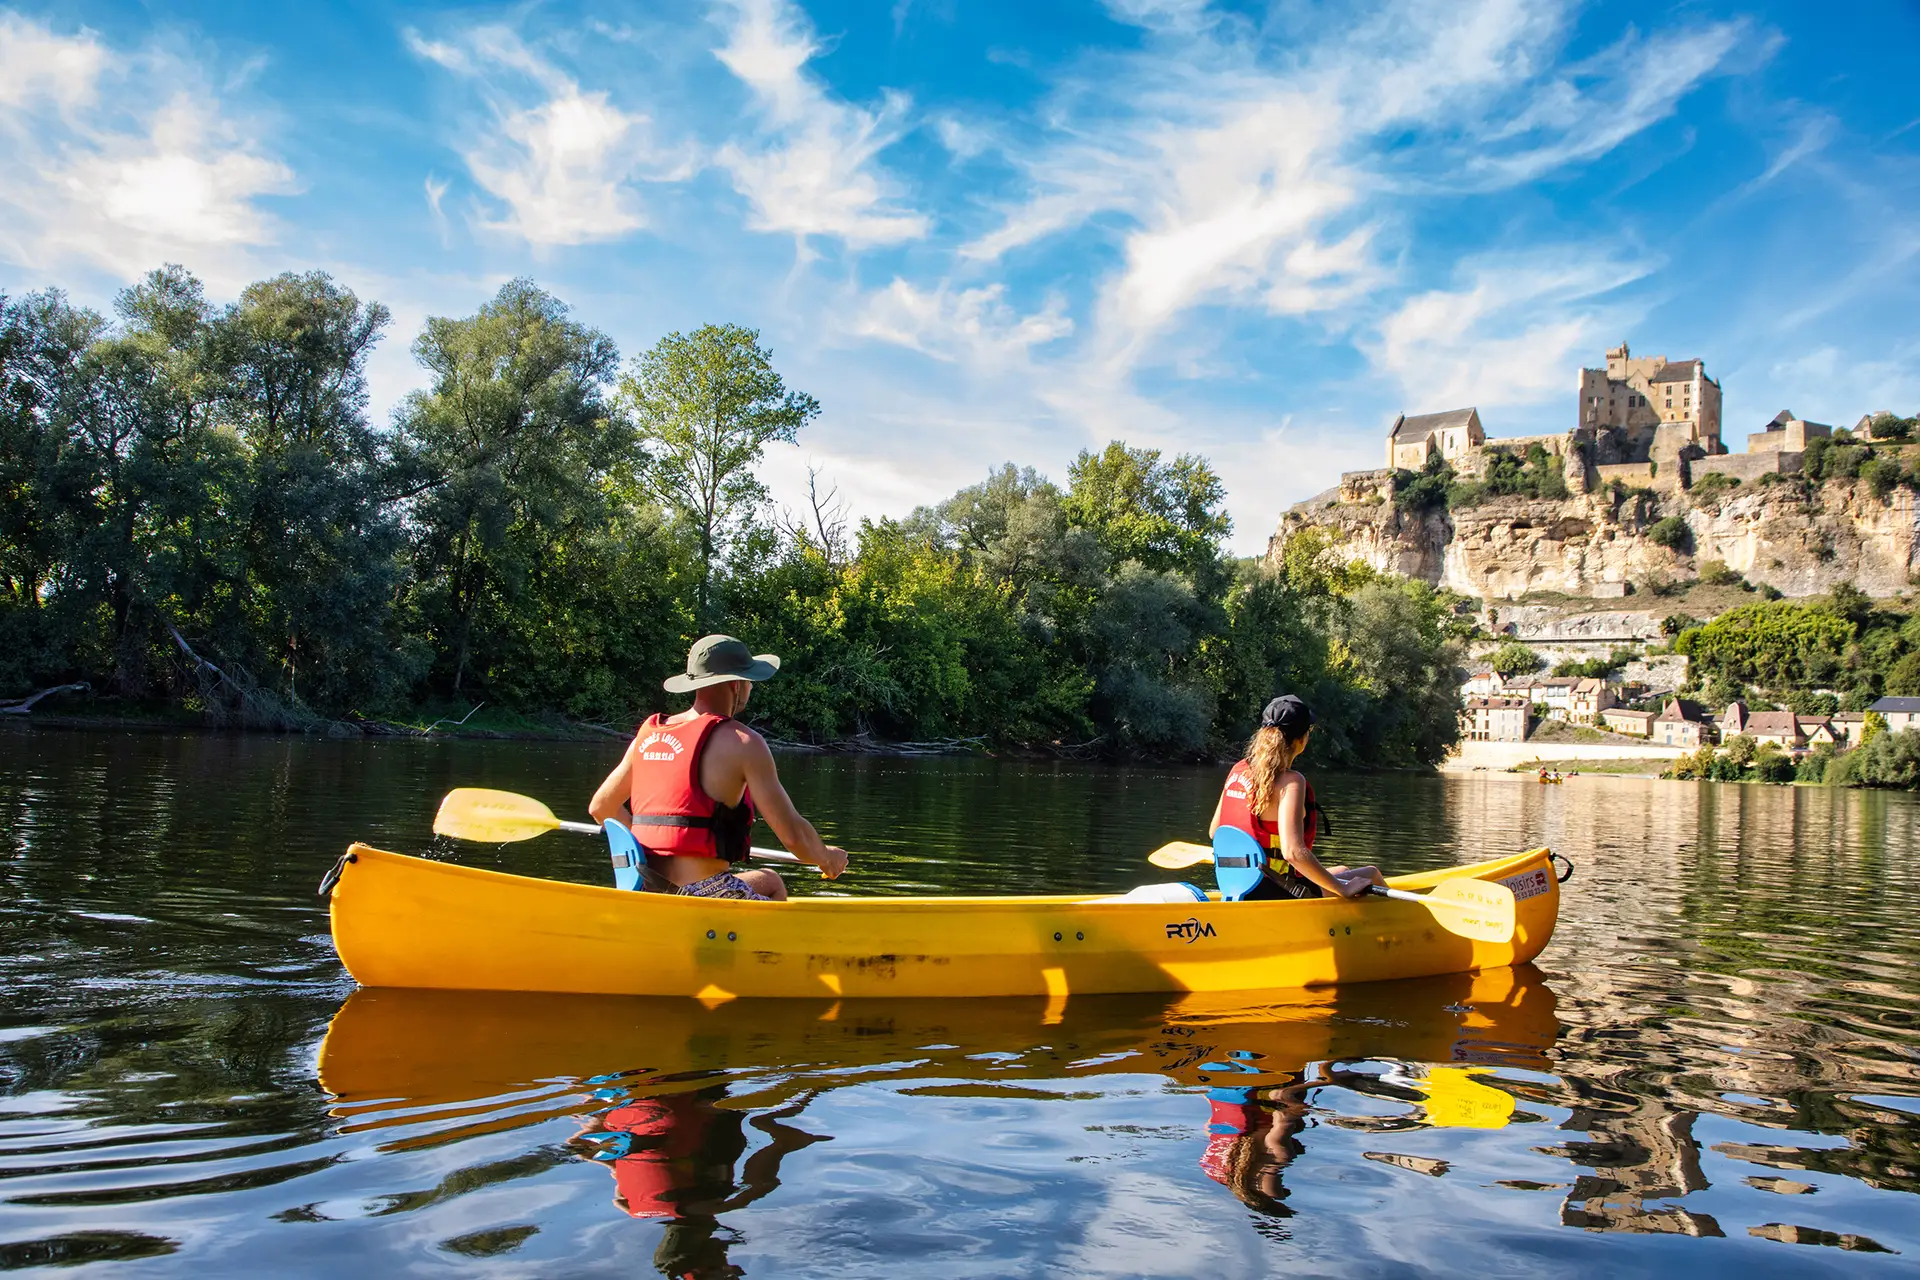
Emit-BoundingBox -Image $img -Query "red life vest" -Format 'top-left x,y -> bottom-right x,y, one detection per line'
628,712 -> 756,863
1218,760 -> 1327,858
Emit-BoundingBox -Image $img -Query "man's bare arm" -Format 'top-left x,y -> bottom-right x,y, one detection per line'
588,743 -> 635,826
736,730 -> 848,878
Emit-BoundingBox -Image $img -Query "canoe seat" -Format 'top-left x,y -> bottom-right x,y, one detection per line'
1212,826 -> 1268,902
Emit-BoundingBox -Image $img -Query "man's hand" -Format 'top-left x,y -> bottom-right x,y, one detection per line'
811,845 -> 849,879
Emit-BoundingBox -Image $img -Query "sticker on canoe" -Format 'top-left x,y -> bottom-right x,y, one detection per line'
1166,918 -> 1217,943
1497,868 -> 1552,902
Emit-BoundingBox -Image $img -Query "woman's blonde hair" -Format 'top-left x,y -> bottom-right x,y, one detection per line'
1244,725 -> 1309,817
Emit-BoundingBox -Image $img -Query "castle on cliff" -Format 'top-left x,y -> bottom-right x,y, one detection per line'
1374,342 -> 1844,493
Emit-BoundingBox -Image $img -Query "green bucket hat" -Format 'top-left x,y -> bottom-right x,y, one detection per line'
663,634 -> 782,693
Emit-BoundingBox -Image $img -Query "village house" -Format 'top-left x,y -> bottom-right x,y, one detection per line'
1532,677 -> 1583,721
1743,710 -> 1804,754
1797,717 -> 1839,749
1568,677 -> 1617,726
1463,696 -> 1531,743
1460,669 -> 1506,699
1653,698 -> 1712,748
1719,701 -> 1747,739
1602,707 -> 1655,737
1830,711 -> 1867,747
1868,696 -> 1920,733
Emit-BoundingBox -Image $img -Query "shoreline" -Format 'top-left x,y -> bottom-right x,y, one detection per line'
1441,738 -> 1686,776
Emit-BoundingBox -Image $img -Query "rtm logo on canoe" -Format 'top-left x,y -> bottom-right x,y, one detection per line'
1166,917 -> 1217,943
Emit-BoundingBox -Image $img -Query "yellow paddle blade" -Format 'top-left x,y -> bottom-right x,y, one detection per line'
1146,840 -> 1213,870
1418,878 -> 1517,944
1419,1067 -> 1514,1129
433,788 -> 563,843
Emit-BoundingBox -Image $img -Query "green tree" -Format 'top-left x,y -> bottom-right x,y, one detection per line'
394,279 -> 627,694
207,272 -> 413,707
1488,641 -> 1541,678
620,324 -> 818,623
1062,442 -> 1229,584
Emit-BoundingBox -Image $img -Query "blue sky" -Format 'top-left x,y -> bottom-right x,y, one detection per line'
3,1 -> 1917,552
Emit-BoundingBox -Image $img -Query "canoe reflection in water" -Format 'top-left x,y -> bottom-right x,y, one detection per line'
319,965 -> 1558,1271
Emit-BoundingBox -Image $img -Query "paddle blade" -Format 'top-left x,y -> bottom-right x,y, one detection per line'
1146,840 -> 1213,870
1421,878 -> 1517,944
1419,1067 -> 1514,1129
433,788 -> 563,843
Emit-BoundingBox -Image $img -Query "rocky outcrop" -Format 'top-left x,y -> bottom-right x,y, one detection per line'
1274,474 -> 1919,600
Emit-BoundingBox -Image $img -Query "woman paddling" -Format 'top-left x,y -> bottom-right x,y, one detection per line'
1208,695 -> 1386,900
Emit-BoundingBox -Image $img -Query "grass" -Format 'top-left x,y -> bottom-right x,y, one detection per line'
1506,757 -> 1672,777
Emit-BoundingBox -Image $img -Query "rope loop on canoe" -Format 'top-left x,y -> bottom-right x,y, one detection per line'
1550,852 -> 1574,883
317,852 -> 357,898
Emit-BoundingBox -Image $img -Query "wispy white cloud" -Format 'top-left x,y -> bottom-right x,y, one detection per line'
712,0 -> 929,249
965,0 -> 1743,374
0,12 -> 294,288
1366,250 -> 1653,415
0,11 -> 107,111
406,25 -> 692,248
854,278 -> 1071,368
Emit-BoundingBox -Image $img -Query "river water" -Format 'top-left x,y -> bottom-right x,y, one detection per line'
1,729 -> 1917,1276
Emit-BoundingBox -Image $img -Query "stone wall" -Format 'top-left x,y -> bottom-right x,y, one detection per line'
1693,452 -> 1795,483
1595,462 -> 1656,487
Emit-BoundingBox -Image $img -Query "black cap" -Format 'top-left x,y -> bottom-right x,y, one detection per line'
1260,694 -> 1315,734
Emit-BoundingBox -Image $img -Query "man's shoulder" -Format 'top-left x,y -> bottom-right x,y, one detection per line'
710,717 -> 770,754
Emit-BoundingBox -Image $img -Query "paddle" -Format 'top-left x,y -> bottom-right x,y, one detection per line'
432,788 -> 804,864
1145,840 -> 1517,944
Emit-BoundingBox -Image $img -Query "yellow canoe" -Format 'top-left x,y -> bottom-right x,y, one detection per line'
326,843 -> 1560,999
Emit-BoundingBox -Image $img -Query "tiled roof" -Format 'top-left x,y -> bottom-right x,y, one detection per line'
1466,697 -> 1528,709
1649,360 -> 1702,384
1655,698 -> 1709,723
1390,407 -> 1477,442
1744,711 -> 1801,736
1869,696 -> 1920,713
1606,708 -> 1654,721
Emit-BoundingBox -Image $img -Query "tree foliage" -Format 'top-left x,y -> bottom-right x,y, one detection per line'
620,323 -> 818,623
0,264 -> 1471,766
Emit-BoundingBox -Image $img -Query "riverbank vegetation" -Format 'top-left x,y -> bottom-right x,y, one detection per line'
1673,587 -> 1920,711
0,267 -> 1470,765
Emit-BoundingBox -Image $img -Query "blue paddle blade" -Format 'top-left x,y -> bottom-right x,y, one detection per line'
603,819 -> 643,892
1211,825 -> 1268,902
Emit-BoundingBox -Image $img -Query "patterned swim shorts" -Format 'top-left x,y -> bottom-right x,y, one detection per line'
676,871 -> 773,901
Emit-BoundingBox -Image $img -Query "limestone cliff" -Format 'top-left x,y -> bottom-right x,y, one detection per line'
1274,472 -> 1919,600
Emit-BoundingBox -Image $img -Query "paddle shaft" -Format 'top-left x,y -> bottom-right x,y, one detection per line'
552,817 -> 803,865
1369,886 -> 1435,907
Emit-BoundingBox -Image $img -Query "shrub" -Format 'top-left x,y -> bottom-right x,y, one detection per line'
1647,516 -> 1690,551
1394,457 -> 1453,514
1690,471 -> 1741,504
1753,743 -> 1796,784
1798,742 -> 1838,783
1826,728 -> 1920,789
1697,560 -> 1744,587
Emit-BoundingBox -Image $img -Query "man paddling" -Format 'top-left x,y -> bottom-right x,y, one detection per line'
588,635 -> 848,900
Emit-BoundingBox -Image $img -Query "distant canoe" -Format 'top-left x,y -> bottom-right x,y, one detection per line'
326,844 -> 1560,999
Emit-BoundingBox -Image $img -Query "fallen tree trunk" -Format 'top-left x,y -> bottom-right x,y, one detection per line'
0,682 -> 90,714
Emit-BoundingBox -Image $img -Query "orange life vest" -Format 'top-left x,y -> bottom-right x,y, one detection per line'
628,712 -> 755,863
1218,760 -> 1328,857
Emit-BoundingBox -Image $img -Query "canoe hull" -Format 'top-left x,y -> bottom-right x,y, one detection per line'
328,844 -> 1560,999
